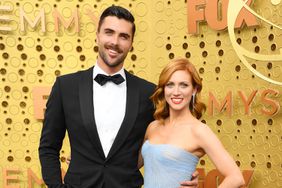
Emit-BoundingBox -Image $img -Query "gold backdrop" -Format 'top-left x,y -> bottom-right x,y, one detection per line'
0,0 -> 281,187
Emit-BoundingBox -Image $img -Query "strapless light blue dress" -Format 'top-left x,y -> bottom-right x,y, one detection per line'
141,140 -> 199,188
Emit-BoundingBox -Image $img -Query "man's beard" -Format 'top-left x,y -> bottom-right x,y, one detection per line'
99,44 -> 127,68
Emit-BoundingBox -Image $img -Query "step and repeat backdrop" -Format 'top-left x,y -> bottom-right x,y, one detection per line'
0,0 -> 281,187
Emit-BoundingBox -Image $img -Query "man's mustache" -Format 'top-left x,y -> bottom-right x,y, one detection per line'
105,44 -> 123,53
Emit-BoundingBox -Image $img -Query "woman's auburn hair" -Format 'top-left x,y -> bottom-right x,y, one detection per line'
150,58 -> 206,121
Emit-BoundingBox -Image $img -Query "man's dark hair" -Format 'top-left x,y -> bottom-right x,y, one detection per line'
97,5 -> 136,38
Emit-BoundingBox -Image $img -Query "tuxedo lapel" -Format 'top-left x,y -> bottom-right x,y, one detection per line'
106,71 -> 139,160
79,67 -> 105,159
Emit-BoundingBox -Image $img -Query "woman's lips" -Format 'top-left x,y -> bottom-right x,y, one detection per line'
171,98 -> 183,104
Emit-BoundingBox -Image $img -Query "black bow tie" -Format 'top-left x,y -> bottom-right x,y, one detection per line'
94,73 -> 125,86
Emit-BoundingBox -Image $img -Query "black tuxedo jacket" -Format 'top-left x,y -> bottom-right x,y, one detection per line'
39,67 -> 155,188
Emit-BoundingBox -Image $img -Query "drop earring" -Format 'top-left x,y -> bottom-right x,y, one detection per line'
189,93 -> 196,111
192,93 -> 196,108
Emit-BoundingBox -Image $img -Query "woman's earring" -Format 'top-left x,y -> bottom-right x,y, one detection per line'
192,93 -> 196,110
190,93 -> 196,111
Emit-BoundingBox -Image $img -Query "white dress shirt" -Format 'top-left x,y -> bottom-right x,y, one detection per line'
93,64 -> 127,157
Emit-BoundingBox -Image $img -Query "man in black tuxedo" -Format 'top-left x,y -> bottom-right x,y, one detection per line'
39,5 -> 198,188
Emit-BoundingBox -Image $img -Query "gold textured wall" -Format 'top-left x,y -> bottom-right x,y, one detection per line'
0,0 -> 281,187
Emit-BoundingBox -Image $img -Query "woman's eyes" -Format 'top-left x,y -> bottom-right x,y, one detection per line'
166,83 -> 174,87
180,83 -> 188,87
165,82 -> 189,88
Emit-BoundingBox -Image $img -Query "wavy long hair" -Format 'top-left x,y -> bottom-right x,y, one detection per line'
151,58 -> 206,121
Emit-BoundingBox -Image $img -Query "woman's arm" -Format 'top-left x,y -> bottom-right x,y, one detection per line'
138,121 -> 155,169
195,124 -> 245,188
137,148 -> 144,169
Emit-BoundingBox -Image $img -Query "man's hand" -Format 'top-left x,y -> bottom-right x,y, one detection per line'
66,155 -> 71,165
179,170 -> 199,188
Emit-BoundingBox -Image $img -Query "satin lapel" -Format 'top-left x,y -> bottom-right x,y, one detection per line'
79,67 -> 105,159
106,71 -> 139,160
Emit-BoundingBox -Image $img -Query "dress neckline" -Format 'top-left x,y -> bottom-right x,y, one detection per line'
144,140 -> 199,160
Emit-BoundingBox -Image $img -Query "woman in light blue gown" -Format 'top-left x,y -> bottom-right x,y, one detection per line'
138,58 -> 245,188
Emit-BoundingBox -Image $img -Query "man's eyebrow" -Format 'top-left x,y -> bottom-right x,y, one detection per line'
120,32 -> 131,38
103,28 -> 114,32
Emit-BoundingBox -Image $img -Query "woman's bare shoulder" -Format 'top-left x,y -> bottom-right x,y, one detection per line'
145,120 -> 162,136
191,120 -> 212,137
147,120 -> 162,130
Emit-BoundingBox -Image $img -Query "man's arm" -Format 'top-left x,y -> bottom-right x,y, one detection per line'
38,78 -> 67,187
